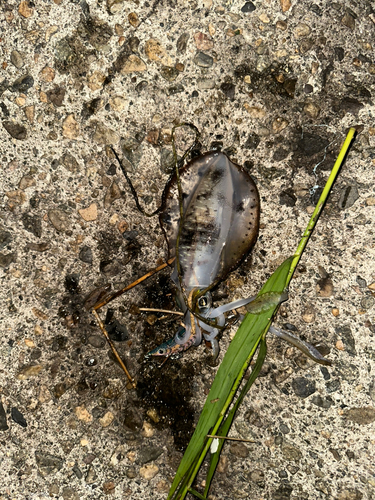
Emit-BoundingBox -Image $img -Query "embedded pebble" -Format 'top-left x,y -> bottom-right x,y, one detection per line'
35,452 -> 64,477
104,182 -> 121,208
0,252 -> 16,268
78,203 -> 98,222
18,0 -> 34,17
176,33 -> 189,53
10,50 -> 24,68
145,39 -> 172,66
279,0 -> 291,12
193,32 -> 214,50
121,55 -> 147,74
281,441 -> 302,461
88,335 -> 105,348
0,230 -> 12,250
360,295 -> 375,310
128,12 -> 140,28
47,86 -> 66,107
338,183 -> 360,210
193,52 -> 213,68
336,325 -> 356,355
294,23 -> 311,37
243,104 -> 266,118
10,74 -> 34,93
304,102 -> 320,118
99,411 -> 114,427
139,463 -> 159,480
62,114 -> 80,139
229,442 -> 249,458
291,377 -> 316,398
109,95 -> 127,111
16,364 -> 43,380
159,66 -> 179,82
75,405 -> 93,423
22,214 -> 42,238
137,445 -> 163,465
11,407 -> 27,427
0,402 -> 9,431
79,245 -> 93,264
48,209 -> 70,232
2,121 -> 27,140
102,481 -> 116,495
344,407 -> 375,425
241,2 -> 256,12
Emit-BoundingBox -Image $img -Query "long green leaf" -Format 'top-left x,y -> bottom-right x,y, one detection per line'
204,336 -> 268,495
168,257 -> 292,499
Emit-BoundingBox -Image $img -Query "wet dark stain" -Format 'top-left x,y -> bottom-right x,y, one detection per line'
136,361 -> 196,451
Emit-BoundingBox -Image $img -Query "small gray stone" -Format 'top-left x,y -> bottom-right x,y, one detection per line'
360,295 -> 375,310
35,451 -> 64,477
193,52 -> 213,68
11,407 -> 27,428
281,441 -> 302,462
336,325 -> 356,355
0,252 -> 16,268
2,121 -> 27,140
291,377 -> 316,398
137,445 -> 163,464
244,133 -> 260,150
241,2 -> 256,13
10,50 -> 24,69
338,184 -> 359,210
311,394 -> 333,408
272,484 -> 293,499
10,74 -> 34,93
79,246 -> 93,264
60,152 -> 79,173
22,214 -> 42,238
197,78 -> 215,90
48,209 -> 70,232
344,407 -> 375,425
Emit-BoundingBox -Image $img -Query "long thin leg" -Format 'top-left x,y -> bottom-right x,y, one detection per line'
90,257 -> 175,388
93,257 -> 175,310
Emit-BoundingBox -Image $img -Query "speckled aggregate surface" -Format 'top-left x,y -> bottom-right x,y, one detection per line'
1,0 -> 375,499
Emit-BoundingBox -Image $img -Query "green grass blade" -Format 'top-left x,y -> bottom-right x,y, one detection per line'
204,337 -> 268,496
168,257 -> 292,499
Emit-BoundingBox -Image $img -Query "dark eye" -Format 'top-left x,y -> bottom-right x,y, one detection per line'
198,297 -> 207,308
158,349 -> 164,355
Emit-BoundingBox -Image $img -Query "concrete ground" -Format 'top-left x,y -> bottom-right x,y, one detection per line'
1,0 -> 375,499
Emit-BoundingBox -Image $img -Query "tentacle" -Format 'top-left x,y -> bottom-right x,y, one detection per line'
210,338 -> 219,360
208,296 -> 256,318
269,325 -> 332,366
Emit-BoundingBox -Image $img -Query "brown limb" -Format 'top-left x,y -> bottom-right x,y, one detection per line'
93,257 -> 175,310
92,309 -> 136,389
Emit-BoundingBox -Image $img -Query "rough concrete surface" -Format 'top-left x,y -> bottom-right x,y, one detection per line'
1,0 -> 375,499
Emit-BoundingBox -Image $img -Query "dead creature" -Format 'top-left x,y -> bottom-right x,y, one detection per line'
87,124 -> 331,387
